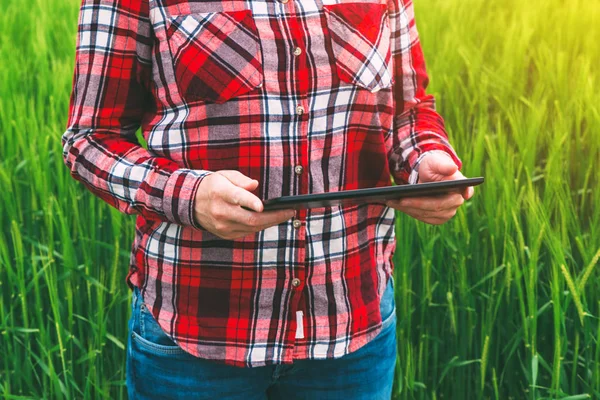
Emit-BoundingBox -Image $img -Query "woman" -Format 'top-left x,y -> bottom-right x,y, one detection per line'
63,0 -> 473,398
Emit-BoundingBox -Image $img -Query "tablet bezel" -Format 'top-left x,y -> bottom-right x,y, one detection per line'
261,177 -> 484,211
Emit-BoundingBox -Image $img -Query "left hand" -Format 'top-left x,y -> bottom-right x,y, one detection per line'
386,152 -> 475,225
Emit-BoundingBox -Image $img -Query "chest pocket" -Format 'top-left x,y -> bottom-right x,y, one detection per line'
164,10 -> 264,104
322,2 -> 393,93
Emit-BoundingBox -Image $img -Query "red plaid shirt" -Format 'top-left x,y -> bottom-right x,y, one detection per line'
63,0 -> 462,367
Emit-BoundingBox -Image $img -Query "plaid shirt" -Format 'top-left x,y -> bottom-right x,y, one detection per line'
63,0 -> 462,367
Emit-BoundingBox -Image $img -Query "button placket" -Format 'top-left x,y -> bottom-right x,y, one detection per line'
283,0 -> 310,357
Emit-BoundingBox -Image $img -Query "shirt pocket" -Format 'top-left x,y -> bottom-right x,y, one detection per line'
322,2 -> 393,93
164,10 -> 264,104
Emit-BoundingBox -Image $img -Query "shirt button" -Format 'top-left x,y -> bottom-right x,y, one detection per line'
292,278 -> 301,287
294,165 -> 303,175
293,219 -> 302,229
294,47 -> 302,56
296,105 -> 305,115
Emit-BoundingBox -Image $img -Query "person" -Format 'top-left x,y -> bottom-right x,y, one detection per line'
62,0 -> 474,398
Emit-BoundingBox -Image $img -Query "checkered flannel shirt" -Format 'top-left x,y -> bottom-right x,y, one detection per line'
63,0 -> 462,367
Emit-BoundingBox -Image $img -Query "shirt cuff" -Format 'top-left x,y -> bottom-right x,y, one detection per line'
162,169 -> 213,229
408,149 -> 462,185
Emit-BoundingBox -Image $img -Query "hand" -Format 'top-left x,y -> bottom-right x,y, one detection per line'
193,170 -> 296,240
386,152 -> 475,225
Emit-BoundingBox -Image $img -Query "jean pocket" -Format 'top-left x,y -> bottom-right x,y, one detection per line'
131,288 -> 188,357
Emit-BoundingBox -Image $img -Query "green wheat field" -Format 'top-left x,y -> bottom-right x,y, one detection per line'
1,0 -> 599,398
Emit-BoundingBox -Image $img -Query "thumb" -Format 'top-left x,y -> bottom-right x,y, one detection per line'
217,170 -> 259,191
428,153 -> 458,176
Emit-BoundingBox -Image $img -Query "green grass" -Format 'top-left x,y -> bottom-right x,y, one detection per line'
0,0 -> 599,398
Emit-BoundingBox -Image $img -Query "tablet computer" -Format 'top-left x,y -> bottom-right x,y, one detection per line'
261,177 -> 484,211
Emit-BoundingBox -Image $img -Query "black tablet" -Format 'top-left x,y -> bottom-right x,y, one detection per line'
261,177 -> 484,211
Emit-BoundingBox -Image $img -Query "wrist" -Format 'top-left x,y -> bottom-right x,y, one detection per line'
190,171 -> 214,230
162,169 -> 213,229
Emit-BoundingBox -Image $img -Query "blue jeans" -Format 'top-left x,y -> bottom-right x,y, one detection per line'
126,276 -> 397,399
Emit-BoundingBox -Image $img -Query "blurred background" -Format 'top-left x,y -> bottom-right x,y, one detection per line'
1,0 -> 599,398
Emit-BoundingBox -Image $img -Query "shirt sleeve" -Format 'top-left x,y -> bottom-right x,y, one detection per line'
386,0 -> 463,185
62,0 -> 212,228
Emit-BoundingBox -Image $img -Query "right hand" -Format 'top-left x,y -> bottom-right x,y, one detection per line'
193,170 -> 296,240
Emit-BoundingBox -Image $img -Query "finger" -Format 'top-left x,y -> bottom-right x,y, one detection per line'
421,217 -> 450,225
217,170 -> 259,191
222,206 -> 295,229
436,171 -> 466,183
423,153 -> 458,176
222,185 -> 264,212
394,209 -> 450,225
211,216 -> 281,239
434,160 -> 459,177
400,207 -> 458,221
417,153 -> 462,184
419,170 -> 467,184
250,209 -> 296,229
463,186 -> 475,200
387,193 -> 464,211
